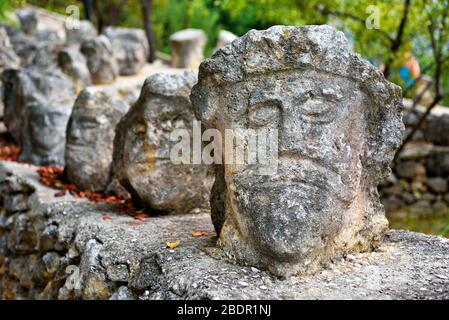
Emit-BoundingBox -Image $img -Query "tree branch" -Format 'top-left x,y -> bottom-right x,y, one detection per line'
314,4 -> 394,43
383,0 -> 412,77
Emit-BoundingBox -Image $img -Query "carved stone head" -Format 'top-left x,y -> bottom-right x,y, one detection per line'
191,25 -> 404,276
113,71 -> 213,214
103,27 -> 149,76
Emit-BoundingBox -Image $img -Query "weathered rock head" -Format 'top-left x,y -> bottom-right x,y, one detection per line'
170,29 -> 207,69
191,25 -> 404,276
103,27 -> 149,76
2,67 -> 75,165
113,70 -> 213,214
81,35 -> 118,84
58,46 -> 92,93
65,20 -> 97,45
65,88 -> 129,192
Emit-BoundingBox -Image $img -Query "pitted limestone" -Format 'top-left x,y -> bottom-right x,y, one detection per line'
191,25 -> 405,276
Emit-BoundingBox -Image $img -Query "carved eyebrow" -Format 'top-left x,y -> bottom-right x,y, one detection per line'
321,87 -> 343,100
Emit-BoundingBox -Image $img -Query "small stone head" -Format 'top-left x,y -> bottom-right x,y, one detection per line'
114,70 -> 212,213
67,89 -> 128,150
8,68 -> 75,166
81,35 -> 118,84
104,27 -> 149,75
65,88 -> 129,191
191,25 -> 404,275
20,98 -> 72,166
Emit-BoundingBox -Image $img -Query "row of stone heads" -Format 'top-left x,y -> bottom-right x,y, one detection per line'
2,23 -> 405,277
1,7 -> 237,88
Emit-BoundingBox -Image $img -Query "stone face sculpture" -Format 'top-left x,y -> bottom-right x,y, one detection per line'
191,25 -> 404,276
113,71 -> 213,213
58,46 -> 92,92
170,29 -> 207,68
103,27 -> 149,76
2,67 -> 75,165
81,36 -> 118,84
65,88 -> 129,192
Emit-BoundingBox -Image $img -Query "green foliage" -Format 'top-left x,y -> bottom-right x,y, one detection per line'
151,0 -> 222,55
388,208 -> 449,238
3,0 -> 449,105
0,0 -> 16,24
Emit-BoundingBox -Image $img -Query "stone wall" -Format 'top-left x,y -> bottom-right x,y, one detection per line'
381,100 -> 449,215
0,161 -> 448,300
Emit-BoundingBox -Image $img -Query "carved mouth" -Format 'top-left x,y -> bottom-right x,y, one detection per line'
236,153 -> 354,203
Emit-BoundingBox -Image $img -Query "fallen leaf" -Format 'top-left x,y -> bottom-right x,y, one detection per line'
54,190 -> 66,197
135,213 -> 149,221
102,214 -> 113,221
166,240 -> 181,249
192,230 -> 206,237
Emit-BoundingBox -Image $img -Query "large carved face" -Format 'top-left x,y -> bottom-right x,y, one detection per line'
218,69 -> 368,261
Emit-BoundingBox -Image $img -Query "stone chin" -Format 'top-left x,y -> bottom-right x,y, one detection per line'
226,175 -> 347,262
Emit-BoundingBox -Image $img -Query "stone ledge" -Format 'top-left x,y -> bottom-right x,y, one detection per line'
0,160 -> 448,300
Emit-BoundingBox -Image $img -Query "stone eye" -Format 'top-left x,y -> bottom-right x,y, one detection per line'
248,103 -> 281,128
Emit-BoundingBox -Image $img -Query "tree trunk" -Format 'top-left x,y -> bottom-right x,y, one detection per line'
83,0 -> 94,21
383,0 -> 411,78
93,0 -> 104,33
141,0 -> 156,63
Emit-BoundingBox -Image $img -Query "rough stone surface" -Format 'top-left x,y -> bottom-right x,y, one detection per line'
191,25 -> 404,276
2,67 -> 75,165
396,161 -> 426,180
65,20 -> 97,45
81,36 -> 119,84
170,29 -> 207,68
103,27 -> 149,76
65,88 -> 129,192
0,27 -> 21,118
427,147 -> 449,176
58,46 -> 92,93
16,6 -> 66,42
15,8 -> 65,69
39,34 -> 66,65
2,25 -> 37,67
113,71 -> 213,213
0,161 -> 448,300
426,112 -> 449,147
0,28 -> 21,71
426,177 -> 448,194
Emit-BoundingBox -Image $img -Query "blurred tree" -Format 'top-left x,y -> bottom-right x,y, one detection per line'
4,0 -> 449,109
141,0 -> 156,62
82,0 -> 93,21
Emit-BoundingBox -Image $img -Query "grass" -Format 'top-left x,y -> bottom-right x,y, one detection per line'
387,208 -> 449,238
